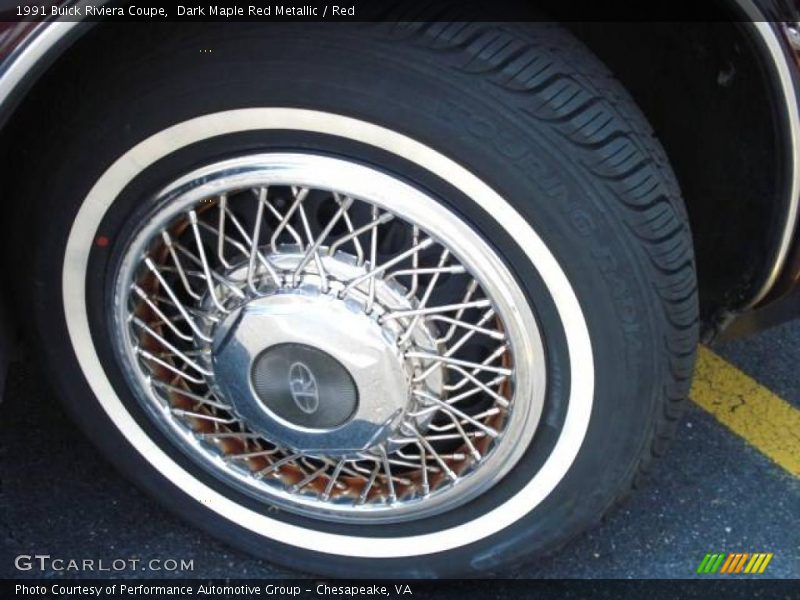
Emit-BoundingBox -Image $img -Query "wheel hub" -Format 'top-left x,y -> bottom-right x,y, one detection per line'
213,288 -> 414,454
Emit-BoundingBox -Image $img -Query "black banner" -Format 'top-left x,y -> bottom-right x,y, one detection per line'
5,579 -> 800,600
0,0 -> 796,23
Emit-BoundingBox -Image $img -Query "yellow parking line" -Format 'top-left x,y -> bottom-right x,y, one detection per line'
690,347 -> 800,477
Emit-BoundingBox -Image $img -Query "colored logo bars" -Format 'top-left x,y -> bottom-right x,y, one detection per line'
696,553 -> 773,574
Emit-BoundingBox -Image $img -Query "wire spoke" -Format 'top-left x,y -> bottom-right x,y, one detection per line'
404,424 -> 457,481
131,317 -> 213,377
270,187 -> 308,251
328,210 -> 393,258
171,239 -> 246,299
341,238 -> 434,295
399,248 -> 449,344
161,231 -> 202,301
413,390 -> 500,438
293,196 -> 353,288
405,351 -> 512,377
216,194 -> 233,269
151,380 -> 231,410
381,298 -> 491,321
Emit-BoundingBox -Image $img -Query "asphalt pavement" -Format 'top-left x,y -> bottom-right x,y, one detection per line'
1,322 -> 798,580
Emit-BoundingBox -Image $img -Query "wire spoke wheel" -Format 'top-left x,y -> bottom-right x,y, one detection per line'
112,154 -> 545,523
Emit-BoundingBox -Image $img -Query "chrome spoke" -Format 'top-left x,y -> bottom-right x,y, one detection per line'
151,380 -> 231,410
131,317 -> 213,377
226,448 -> 283,461
293,196 -> 353,288
413,390 -> 500,438
328,192 -> 369,263
379,448 -> 397,503
380,298 -> 491,321
170,240 -> 245,299
294,192 -> 329,289
161,231 -> 202,301
189,210 -> 230,313
444,345 -> 509,392
136,347 -> 207,384
437,280 -> 479,344
255,453 -> 302,478
405,352 -> 512,377
321,459 -> 346,501
216,194 -> 233,269
367,206 -> 379,311
132,285 -> 194,342
270,187 -> 308,252
399,248 -> 449,345
290,464 -> 328,493
406,425 -> 457,481
341,238 -> 434,295
357,463 -> 381,505
328,210 -> 392,259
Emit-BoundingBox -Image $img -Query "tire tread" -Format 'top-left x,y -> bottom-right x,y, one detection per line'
393,21 -> 699,566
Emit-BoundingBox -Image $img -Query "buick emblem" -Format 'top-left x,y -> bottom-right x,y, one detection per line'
288,362 -> 320,414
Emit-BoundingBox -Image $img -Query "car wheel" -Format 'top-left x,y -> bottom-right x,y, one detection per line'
28,22 -> 698,577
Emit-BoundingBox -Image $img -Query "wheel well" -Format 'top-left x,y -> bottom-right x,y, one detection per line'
0,21 -> 793,331
567,21 -> 793,324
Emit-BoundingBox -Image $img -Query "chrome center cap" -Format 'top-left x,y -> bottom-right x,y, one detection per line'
212,292 -> 410,454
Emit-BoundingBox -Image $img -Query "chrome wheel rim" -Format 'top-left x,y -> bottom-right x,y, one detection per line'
112,153 -> 546,523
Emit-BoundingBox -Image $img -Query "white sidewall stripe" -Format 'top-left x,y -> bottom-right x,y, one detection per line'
62,108 -> 594,558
